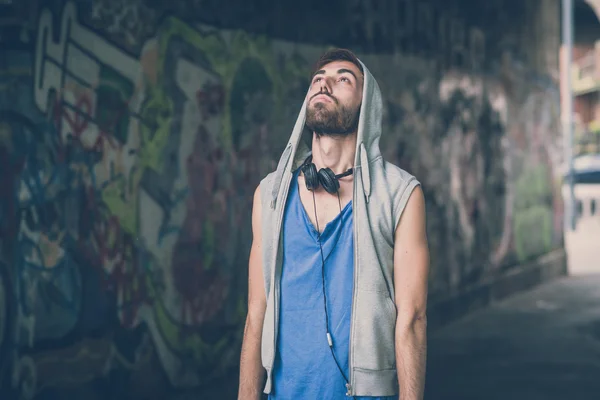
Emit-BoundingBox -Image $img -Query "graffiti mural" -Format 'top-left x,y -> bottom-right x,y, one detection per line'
0,2 -> 302,397
375,60 -> 562,294
0,0 -> 562,398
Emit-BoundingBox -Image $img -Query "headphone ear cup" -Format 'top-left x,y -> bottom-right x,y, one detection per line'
302,163 -> 319,191
318,168 -> 340,194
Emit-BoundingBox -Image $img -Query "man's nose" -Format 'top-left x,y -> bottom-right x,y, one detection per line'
319,77 -> 332,92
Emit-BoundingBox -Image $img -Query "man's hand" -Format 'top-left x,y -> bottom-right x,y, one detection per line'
393,185 -> 429,400
238,186 -> 267,400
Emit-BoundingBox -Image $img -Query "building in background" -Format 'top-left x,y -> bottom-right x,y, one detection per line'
570,0 -> 600,155
572,41 -> 600,154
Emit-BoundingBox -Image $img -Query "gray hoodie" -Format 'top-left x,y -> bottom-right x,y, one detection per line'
259,60 -> 420,396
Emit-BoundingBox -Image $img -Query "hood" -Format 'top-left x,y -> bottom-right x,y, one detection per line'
269,59 -> 384,209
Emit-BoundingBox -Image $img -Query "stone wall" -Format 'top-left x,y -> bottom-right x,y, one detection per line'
0,0 -> 563,398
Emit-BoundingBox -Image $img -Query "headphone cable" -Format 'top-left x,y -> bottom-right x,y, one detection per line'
312,190 -> 356,399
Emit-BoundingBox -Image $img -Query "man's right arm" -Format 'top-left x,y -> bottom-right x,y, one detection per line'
238,186 -> 266,400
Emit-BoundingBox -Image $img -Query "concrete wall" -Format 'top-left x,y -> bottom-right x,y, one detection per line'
0,0 -> 564,398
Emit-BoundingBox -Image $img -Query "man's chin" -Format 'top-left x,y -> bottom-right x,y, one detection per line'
311,100 -> 334,108
309,125 -> 355,137
307,105 -> 332,118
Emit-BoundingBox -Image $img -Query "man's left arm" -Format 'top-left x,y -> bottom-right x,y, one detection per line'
393,185 -> 429,400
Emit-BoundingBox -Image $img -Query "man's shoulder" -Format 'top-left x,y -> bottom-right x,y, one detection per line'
378,160 -> 422,229
259,171 -> 277,189
379,160 -> 420,188
256,171 -> 279,211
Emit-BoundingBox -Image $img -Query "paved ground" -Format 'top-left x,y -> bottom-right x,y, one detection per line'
426,190 -> 600,400
425,274 -> 600,400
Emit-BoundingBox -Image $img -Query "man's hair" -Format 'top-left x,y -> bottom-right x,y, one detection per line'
313,48 -> 364,76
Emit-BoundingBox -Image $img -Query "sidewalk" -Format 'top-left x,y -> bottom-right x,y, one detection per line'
425,275 -> 600,400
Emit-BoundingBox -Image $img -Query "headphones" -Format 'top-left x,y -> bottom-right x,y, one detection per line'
301,155 -> 354,194
301,154 -> 356,398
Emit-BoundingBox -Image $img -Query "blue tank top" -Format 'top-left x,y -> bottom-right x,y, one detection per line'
270,169 -> 397,400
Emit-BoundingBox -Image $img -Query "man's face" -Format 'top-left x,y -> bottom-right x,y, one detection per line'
305,60 -> 363,136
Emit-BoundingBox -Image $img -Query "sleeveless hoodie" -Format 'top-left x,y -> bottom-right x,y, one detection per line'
259,60 -> 420,397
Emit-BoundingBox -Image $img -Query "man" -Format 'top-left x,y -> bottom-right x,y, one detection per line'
238,49 -> 429,400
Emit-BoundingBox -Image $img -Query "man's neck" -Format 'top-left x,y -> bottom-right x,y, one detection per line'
310,132 -> 357,174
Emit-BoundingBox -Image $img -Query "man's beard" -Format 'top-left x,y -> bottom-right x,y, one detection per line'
305,96 -> 360,136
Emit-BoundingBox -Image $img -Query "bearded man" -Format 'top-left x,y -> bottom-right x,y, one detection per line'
238,49 -> 429,400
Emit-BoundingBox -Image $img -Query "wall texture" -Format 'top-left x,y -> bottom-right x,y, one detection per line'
0,0 -> 563,398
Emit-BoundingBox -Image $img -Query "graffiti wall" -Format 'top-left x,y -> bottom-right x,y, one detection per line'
0,0 -> 562,398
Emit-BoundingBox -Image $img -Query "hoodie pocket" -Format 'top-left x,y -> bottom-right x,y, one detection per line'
353,289 -> 397,371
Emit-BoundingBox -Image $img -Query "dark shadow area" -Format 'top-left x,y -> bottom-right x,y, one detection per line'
574,0 -> 600,43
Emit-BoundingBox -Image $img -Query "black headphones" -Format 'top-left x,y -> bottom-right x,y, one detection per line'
301,155 -> 354,194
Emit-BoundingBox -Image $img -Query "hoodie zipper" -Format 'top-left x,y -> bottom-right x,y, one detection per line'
348,164 -> 358,396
